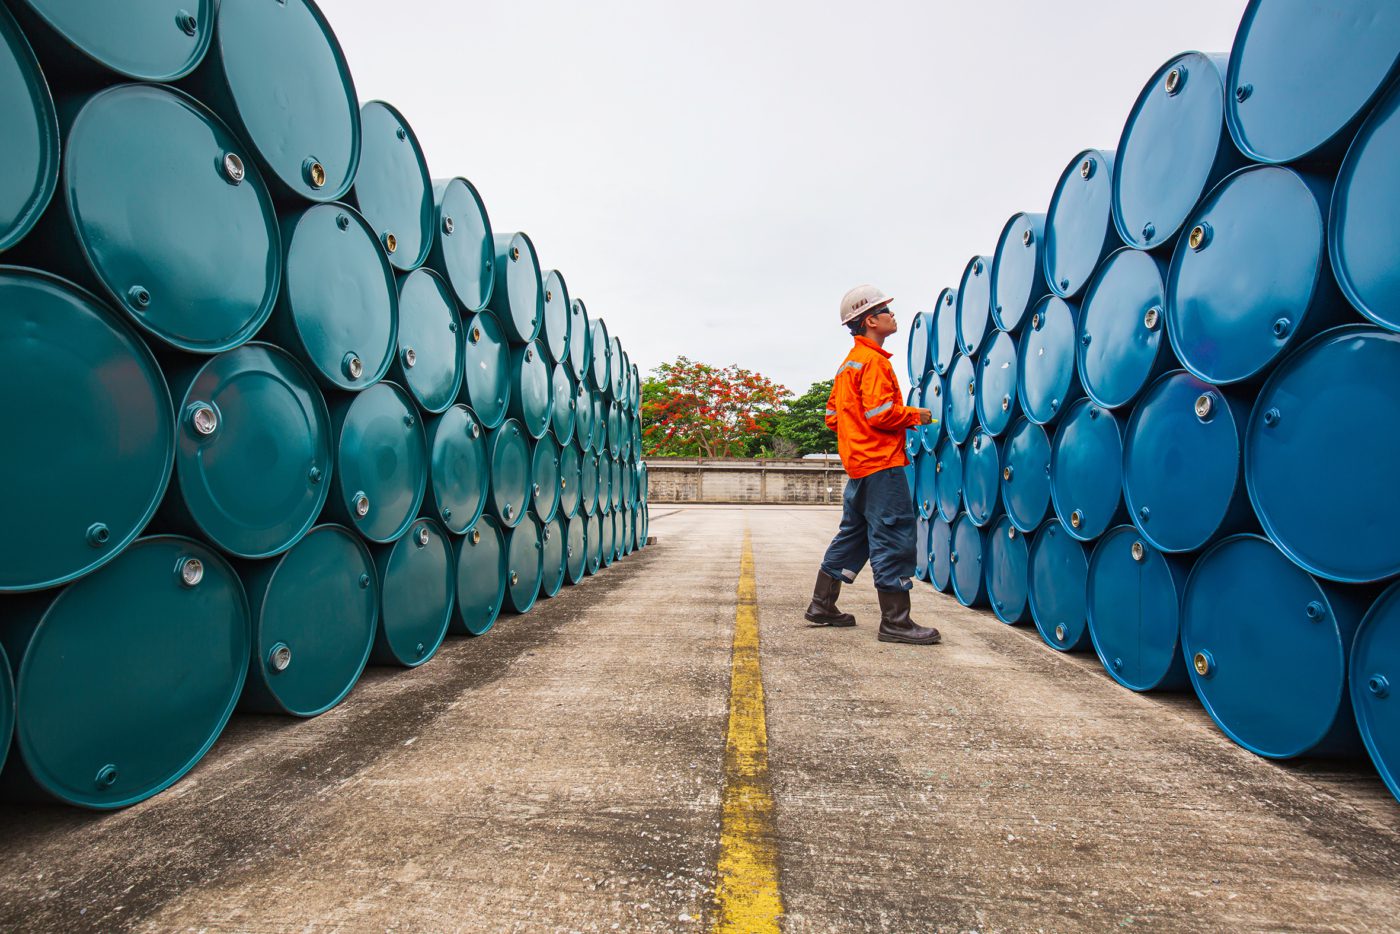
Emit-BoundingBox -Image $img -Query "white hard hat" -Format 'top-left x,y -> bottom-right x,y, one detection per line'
839,285 -> 893,326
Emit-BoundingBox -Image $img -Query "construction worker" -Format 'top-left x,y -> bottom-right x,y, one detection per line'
804,285 -> 942,645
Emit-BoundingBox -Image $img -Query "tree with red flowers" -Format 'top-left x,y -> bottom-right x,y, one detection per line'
641,357 -> 791,457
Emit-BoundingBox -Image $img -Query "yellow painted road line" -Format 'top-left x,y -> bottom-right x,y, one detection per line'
711,528 -> 784,933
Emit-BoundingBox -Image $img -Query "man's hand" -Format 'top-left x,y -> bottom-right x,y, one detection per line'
915,407 -> 936,426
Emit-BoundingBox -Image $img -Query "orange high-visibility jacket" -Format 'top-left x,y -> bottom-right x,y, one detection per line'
824,335 -> 928,479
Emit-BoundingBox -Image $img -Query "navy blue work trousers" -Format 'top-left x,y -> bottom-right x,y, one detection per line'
819,465 -> 916,592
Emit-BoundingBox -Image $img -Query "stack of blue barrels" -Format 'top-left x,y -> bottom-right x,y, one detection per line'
0,0 -> 649,809
907,0 -> 1400,802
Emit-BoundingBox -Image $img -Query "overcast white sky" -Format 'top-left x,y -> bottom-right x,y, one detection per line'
332,1 -> 1245,397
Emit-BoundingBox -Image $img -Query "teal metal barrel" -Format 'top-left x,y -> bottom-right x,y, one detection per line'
271,202 -> 396,391
607,401 -> 623,458
542,269 -> 572,364
163,342 -> 331,559
609,456 -> 624,512
485,418 -> 530,529
932,288 -> 957,375
1028,519 -> 1091,652
0,5 -> 57,253
0,267 -> 174,592
551,362 -> 577,446
1000,417 -> 1052,534
540,515 -> 566,599
0,643 -> 11,775
1351,582 -> 1400,803
12,0 -> 212,82
574,379 -> 594,452
490,232 -> 543,343
956,255 -> 994,357
1331,78 -> 1400,331
565,515 -> 586,584
1087,526 -> 1190,693
460,310 -> 511,430
240,524 -> 376,717
504,513 -> 542,613
569,297 -> 592,381
585,513 -> 602,575
609,337 -> 626,399
590,318 -> 612,391
990,212 -> 1047,333
508,341 -> 553,439
424,405 -> 487,535
370,517 -> 453,668
452,516 -> 506,635
590,392 -> 607,454
391,268 -> 463,414
600,508 -> 616,568
531,434 -> 561,523
558,443 -> 582,519
353,101 -> 432,272
1044,149 -> 1119,300
986,516 -> 1029,624
950,512 -> 988,607
580,452 -> 599,516
327,382 -> 428,544
428,176 -> 494,312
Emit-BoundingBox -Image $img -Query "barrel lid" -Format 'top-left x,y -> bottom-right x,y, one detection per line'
509,341 -> 553,440
542,270 -> 572,365
1087,526 -> 1187,692
1123,371 -> 1244,554
1078,248 -> 1168,409
1114,52 -> 1232,250
598,453 -> 614,515
914,515 -> 930,580
0,6 -> 57,252
21,0 -> 213,81
1050,399 -> 1124,542
1246,325 -> 1400,583
986,515 -> 1029,625
334,381 -> 427,544
934,436 -> 963,523
66,84 -> 280,353
491,231 -> 543,343
609,336 -> 625,399
574,379 -> 594,452
532,433 -> 561,523
1028,519 -> 1090,652
590,318 -> 612,390
1001,417 -> 1051,534
1351,582 -> 1400,801
955,256 -> 993,357
591,392 -> 607,453
551,362 -> 577,446
540,514 -> 566,598
944,352 -> 976,444
487,419 -> 530,529
580,452 -> 599,516
583,513 -> 600,573
252,524 -> 376,717
928,516 -> 953,593
962,429 -> 1002,527
281,202 -> 396,390
461,310 -> 511,430
0,267 -> 173,592
914,450 -> 936,520
1225,0 -> 1400,165
975,329 -> 1019,437
454,516 -> 505,635
506,513 -> 542,613
913,372 -> 939,453
618,348 -> 632,410
1330,80 -> 1400,332
376,518 -> 453,667
932,288 -> 958,375
565,515 -> 587,584
12,535 -> 248,808
1182,534 -> 1352,758
175,342 -> 331,559
430,177 -> 494,313
569,298 -> 592,381
355,101 -> 432,272
906,310 -> 931,382
425,404 -> 487,535
394,268 -> 463,414
1044,149 -> 1117,299
1017,295 -> 1080,425
1168,165 -> 1329,385
600,507 -> 616,567
558,443 -> 582,518
609,456 -> 624,511
990,213 -> 1047,332
607,401 -> 623,458
950,512 -> 985,607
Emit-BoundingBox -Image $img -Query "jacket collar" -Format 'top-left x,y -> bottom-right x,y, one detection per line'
853,334 -> 892,359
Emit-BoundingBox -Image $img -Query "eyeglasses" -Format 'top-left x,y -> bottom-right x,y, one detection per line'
869,307 -> 894,319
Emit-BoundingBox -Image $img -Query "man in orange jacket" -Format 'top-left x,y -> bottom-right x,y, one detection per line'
805,285 -> 942,645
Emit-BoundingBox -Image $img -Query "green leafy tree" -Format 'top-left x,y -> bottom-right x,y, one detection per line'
641,357 -> 790,457
772,379 -> 837,456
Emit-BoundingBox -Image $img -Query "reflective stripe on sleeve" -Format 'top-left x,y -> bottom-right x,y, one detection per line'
865,401 -> 893,418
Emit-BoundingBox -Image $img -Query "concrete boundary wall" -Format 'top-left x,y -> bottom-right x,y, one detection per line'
646,458 -> 849,504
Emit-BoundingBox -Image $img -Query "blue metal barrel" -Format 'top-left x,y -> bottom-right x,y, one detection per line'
1087,526 -> 1190,692
0,535 -> 247,808
913,449 -> 937,520
240,524 -> 376,718
460,310 -> 511,430
1123,371 -> 1252,554
188,0 -> 359,202
929,516 -> 952,592
950,512 -> 988,608
370,518 -> 453,668
1077,249 -> 1173,410
569,298 -> 593,382
585,513 -> 602,575
565,515 -> 587,585
1001,417 -> 1051,534
962,428 -> 1002,528
934,436 -> 963,523
424,405 -> 487,535
1246,325 -> 1400,583
163,343 -> 331,559
0,5 -> 56,253
1050,399 -> 1127,542
542,270 -> 572,365
328,381 -> 427,544
944,352 -> 976,444
932,288 -> 958,375
1017,295 -> 1083,426
975,329 -> 1019,436
907,310 -> 934,382
452,516 -> 506,635
272,202 -> 396,391
353,101 -> 431,272
1350,582 -> 1400,802
1330,79 -> 1400,332
1225,0 -> 1400,165
1028,519 -> 1091,651
491,232 -> 544,344
1183,534 -> 1367,758
558,444 -> 582,519
540,515 -> 566,598
904,388 -> 921,461
918,371 -> 943,452
508,341 -> 554,440
956,256 -> 994,357
985,516 -> 1029,624
552,362 -> 577,448
0,267 -> 173,592
1044,149 -> 1119,299
1168,165 -> 1346,386
915,515 -> 930,581
991,212 -> 1047,332
11,0 -> 212,83
1114,52 -> 1243,252
574,379 -> 594,453
428,177 -> 494,313
485,418 -> 531,530
531,434 -> 561,523
392,268 -> 463,414
36,84 -> 280,353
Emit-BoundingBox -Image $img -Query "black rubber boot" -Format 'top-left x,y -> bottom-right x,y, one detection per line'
804,571 -> 856,627
876,589 -> 941,645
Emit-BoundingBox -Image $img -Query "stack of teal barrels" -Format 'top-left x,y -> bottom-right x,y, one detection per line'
0,0 -> 649,810
906,0 -> 1400,803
